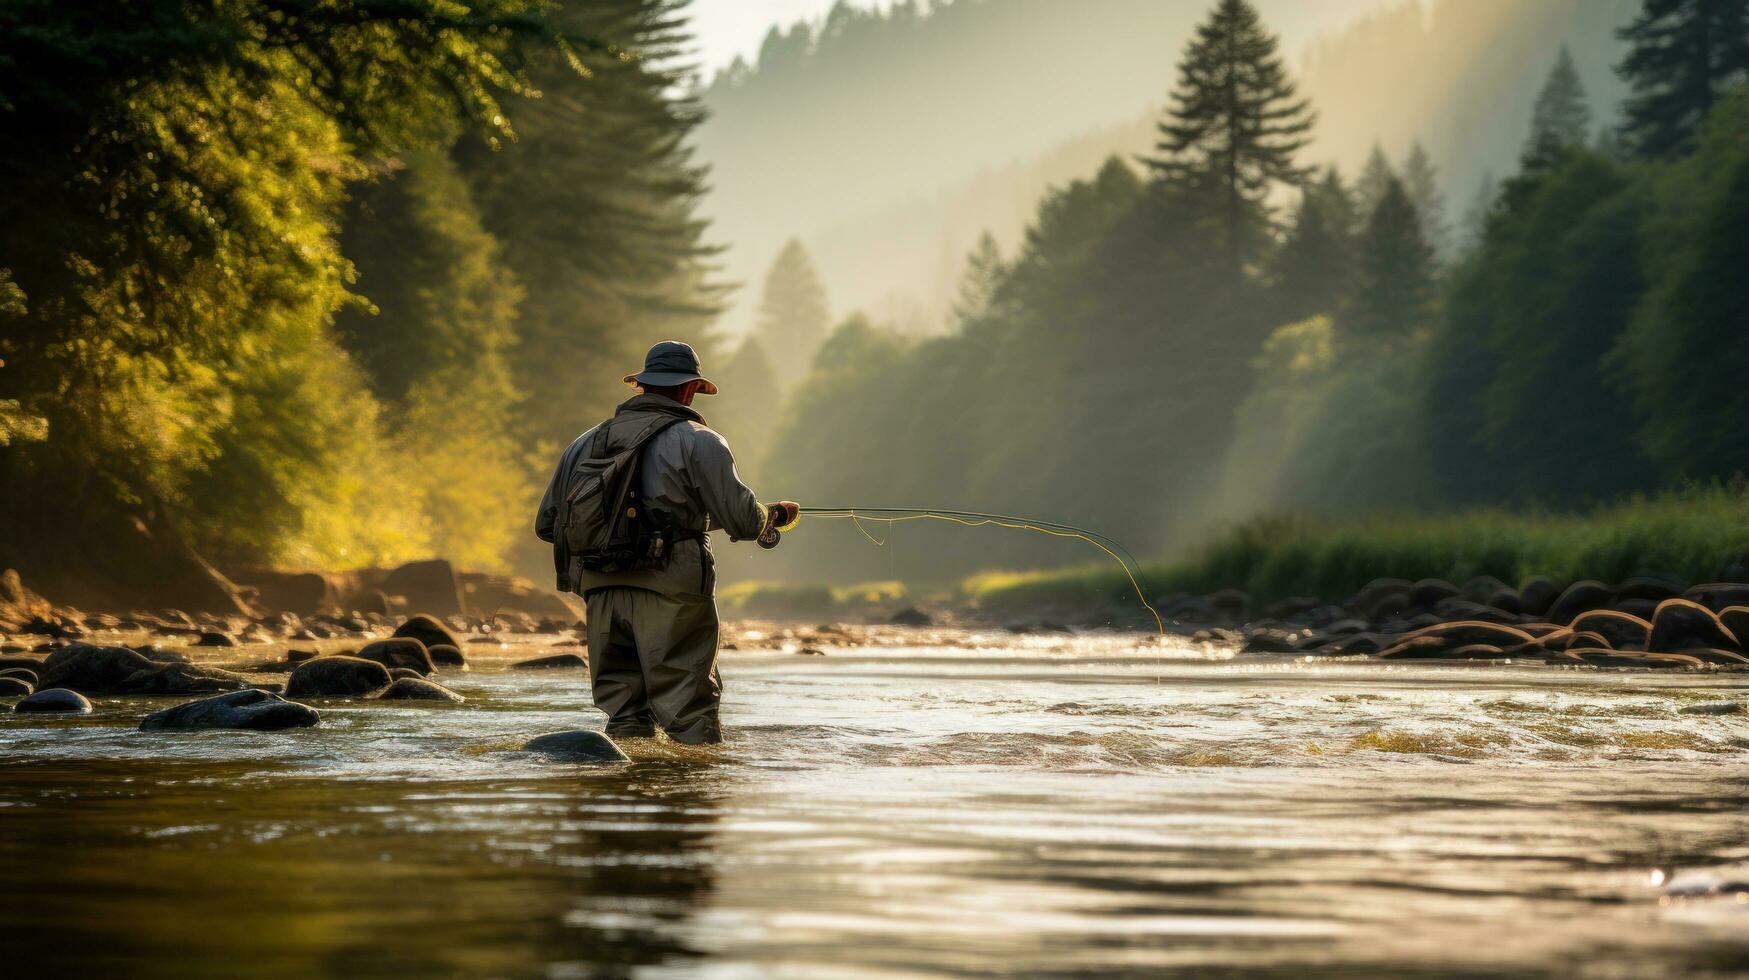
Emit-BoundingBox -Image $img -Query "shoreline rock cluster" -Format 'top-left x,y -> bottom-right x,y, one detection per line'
1170,576 -> 1749,668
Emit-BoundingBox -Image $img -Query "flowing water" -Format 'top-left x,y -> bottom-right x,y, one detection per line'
4,630 -> 1749,977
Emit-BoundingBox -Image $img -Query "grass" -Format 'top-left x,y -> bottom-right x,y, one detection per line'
966,485 -> 1749,616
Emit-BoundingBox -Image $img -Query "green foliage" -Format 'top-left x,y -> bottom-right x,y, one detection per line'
1616,0 -> 1749,157
754,239 -> 831,382
1145,0 -> 1314,276
1346,177 -> 1437,345
1523,47 -> 1594,175
1270,169 -> 1357,323
1613,88 -> 1749,479
970,484 -> 1749,613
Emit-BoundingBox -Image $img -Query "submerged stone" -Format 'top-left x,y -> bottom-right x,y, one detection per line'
15,688 -> 92,714
373,677 -> 465,703
0,676 -> 33,697
140,689 -> 320,732
524,730 -> 628,763
356,637 -> 435,675
425,643 -> 467,668
511,653 -> 587,670
284,655 -> 392,699
393,614 -> 461,655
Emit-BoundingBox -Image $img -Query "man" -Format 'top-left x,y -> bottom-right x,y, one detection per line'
535,341 -> 798,745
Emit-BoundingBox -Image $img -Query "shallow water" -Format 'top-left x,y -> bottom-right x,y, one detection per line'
4,631 -> 1749,977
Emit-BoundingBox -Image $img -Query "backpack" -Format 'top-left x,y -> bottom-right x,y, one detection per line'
555,414 -> 688,586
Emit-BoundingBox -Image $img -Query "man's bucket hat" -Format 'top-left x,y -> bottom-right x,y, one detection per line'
624,340 -> 718,395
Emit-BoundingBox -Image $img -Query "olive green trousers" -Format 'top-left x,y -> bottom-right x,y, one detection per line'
583,586 -> 723,744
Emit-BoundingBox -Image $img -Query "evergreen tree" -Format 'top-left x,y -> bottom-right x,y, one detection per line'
1459,172 -> 1501,255
1271,167 -> 1358,323
1616,0 -> 1749,157
1354,143 -> 1397,220
755,238 -> 832,381
706,338 -> 783,481
950,231 -> 1007,325
1524,47 -> 1594,174
1347,177 -> 1437,345
1145,0 -> 1315,278
1401,141 -> 1448,257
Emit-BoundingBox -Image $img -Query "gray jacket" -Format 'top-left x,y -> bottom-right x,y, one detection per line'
535,394 -> 769,598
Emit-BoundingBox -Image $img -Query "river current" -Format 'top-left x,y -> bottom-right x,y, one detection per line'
3,630 -> 1748,976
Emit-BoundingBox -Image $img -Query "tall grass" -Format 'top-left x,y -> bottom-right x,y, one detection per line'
967,485 -> 1749,615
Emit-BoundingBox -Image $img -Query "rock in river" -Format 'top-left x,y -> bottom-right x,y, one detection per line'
512,653 -> 587,670
1680,701 -> 1746,716
284,656 -> 392,699
356,638 -> 434,675
425,644 -> 467,668
140,689 -> 320,731
1648,599 -> 1739,653
0,675 -> 33,697
15,688 -> 92,714
393,614 -> 462,655
37,643 -> 252,696
373,677 -> 465,703
524,730 -> 628,763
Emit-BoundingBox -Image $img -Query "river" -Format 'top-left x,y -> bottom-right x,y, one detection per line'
3,630 -> 1748,976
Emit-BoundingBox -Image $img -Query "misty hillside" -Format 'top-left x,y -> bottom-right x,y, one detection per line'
697,0 -> 1639,335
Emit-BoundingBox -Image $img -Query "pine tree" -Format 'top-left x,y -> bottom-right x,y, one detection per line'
1458,172 -> 1500,255
1616,0 -> 1749,158
1146,0 -> 1315,277
1354,144 -> 1396,220
756,238 -> 832,381
1524,47 -> 1594,174
1401,141 -> 1448,258
706,337 -> 782,479
950,231 -> 1006,325
1347,176 -> 1437,345
1271,166 -> 1358,323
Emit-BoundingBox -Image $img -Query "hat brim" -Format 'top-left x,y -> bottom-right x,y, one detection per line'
624,370 -> 718,395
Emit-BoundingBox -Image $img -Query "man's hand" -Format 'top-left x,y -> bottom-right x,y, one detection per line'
771,501 -> 801,531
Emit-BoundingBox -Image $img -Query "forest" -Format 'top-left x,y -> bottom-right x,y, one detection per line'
739,0 -> 1749,587
1,0 -> 1746,607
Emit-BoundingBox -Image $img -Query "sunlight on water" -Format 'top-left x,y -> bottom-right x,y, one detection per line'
3,632 -> 1749,976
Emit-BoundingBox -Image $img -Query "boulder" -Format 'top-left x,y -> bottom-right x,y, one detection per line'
0,667 -> 40,686
1446,644 -> 1516,660
524,730 -> 629,763
1433,598 -> 1520,624
355,638 -> 434,675
0,676 -> 33,697
1408,578 -> 1460,608
1568,611 -> 1653,651
1461,576 -> 1512,604
393,614 -> 462,654
37,643 -> 251,696
1680,648 -> 1749,666
1533,628 -> 1577,652
225,567 -> 348,617
388,667 -> 424,680
1263,597 -> 1321,620
195,631 -> 237,647
890,606 -> 934,627
1561,649 -> 1700,669
1377,637 -> 1450,659
15,688 -> 92,713
1683,583 -> 1749,612
1648,599 -> 1739,653
1350,579 -> 1412,619
455,572 -> 585,621
373,677 -> 465,703
139,689 -> 320,731
284,656 -> 392,699
1205,589 -> 1249,618
1614,575 -> 1685,603
1719,606 -> 1749,643
1242,628 -> 1301,653
1613,598 -> 1660,620
1518,623 -> 1564,637
1398,620 -> 1535,650
381,560 -> 465,617
1570,630 -> 1615,650
425,643 -> 467,668
1518,578 -> 1560,617
1484,589 -> 1524,614
1547,580 -> 1613,624
511,653 -> 587,670
286,648 -> 319,664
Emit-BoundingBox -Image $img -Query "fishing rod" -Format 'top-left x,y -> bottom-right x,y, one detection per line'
781,506 -> 1165,635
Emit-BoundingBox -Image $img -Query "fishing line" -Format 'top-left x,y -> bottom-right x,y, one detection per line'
797,506 -> 1165,635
